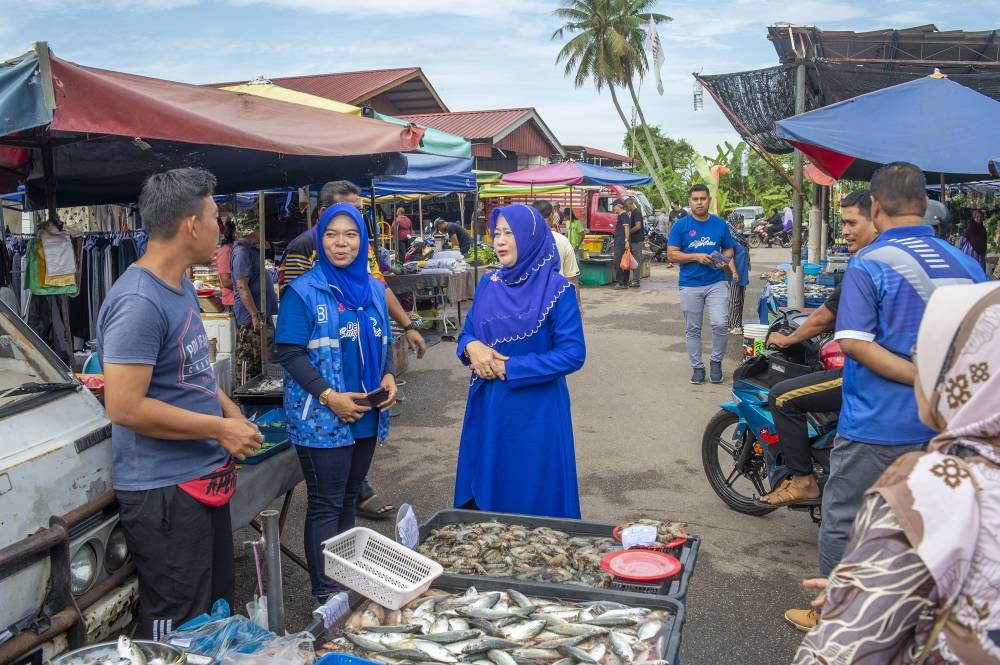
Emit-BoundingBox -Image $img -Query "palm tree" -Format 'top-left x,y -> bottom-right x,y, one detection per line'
553,0 -> 671,203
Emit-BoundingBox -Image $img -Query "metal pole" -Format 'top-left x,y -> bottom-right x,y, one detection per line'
258,191 -> 269,364
808,186 -> 821,263
819,185 -> 829,262
261,509 -> 285,634
787,61 -> 807,309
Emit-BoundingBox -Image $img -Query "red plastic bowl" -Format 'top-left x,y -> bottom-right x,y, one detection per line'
600,550 -> 682,582
612,524 -> 688,551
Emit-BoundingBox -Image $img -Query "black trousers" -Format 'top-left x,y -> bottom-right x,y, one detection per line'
768,369 -> 843,475
116,486 -> 234,640
612,242 -> 627,285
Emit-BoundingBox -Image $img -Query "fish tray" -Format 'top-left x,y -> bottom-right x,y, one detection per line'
417,509 -> 699,602
323,527 -> 444,610
341,575 -> 685,665
233,364 -> 284,405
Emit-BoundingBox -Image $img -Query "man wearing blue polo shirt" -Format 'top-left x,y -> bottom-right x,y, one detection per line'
820,162 -> 988,576
668,184 -> 738,384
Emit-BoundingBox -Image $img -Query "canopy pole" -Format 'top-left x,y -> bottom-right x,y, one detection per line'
258,191 -> 269,365
418,198 -> 423,236
787,61 -> 807,309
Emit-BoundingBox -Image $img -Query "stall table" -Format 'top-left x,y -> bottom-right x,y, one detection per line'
385,271 -> 477,333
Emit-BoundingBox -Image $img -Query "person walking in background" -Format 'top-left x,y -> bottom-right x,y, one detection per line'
794,281 -> 1000,664
275,203 -> 397,602
435,217 -> 473,255
667,184 -> 738,385
820,162 -> 988,578
393,206 -> 414,246
668,200 -> 684,224
231,209 -> 277,384
563,207 -> 585,253
474,200 -> 488,242
98,167 -> 262,638
625,197 -> 645,287
454,203 -> 585,518
611,199 -> 630,290
959,208 -> 988,270
534,200 -> 582,313
725,212 -> 750,335
214,219 -> 236,310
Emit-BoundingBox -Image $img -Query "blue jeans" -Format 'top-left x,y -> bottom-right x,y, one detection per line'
818,435 -> 924,575
679,281 -> 730,369
295,439 -> 377,598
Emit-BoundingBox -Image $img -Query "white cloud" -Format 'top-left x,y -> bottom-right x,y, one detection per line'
225,0 -> 547,19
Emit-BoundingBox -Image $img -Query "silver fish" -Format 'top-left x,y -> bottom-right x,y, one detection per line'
507,589 -> 534,610
547,622 -> 608,637
418,630 -> 482,644
409,639 -> 460,663
533,635 -> 588,650
589,643 -> 607,661
636,619 -> 663,642
487,649 -> 518,665
345,633 -> 390,653
457,607 -> 530,621
365,623 -> 423,634
609,631 -> 635,663
557,645 -> 599,663
461,638 -> 521,655
117,637 -> 146,665
500,619 -> 546,642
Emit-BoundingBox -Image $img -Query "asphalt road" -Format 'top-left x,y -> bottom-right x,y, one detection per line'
232,246 -> 820,665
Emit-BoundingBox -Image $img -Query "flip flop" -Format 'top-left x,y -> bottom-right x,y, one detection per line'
357,495 -> 395,520
757,479 -> 820,508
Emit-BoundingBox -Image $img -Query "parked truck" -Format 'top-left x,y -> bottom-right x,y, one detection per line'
0,299 -> 136,665
492,185 -> 654,235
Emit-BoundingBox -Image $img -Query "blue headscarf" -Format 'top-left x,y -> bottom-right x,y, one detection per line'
472,204 -> 570,346
313,204 -> 383,393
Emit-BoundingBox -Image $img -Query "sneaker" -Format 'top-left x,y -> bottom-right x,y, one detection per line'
729,326 -> 744,336
710,361 -> 723,383
628,281 -> 640,288
612,283 -> 628,290
784,608 -> 819,632
690,367 -> 706,384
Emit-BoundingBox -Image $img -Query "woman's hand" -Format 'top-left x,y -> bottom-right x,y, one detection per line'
803,577 -> 829,612
326,390 -> 371,423
465,341 -> 509,381
377,374 -> 398,411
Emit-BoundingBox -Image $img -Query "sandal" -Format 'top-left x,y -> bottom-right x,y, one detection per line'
757,479 -> 820,507
357,495 -> 395,520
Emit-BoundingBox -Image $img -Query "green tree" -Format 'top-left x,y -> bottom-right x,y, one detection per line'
622,125 -> 696,207
552,0 -> 672,205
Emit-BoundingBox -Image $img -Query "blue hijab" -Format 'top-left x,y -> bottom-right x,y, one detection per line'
473,204 -> 570,346
313,204 -> 382,392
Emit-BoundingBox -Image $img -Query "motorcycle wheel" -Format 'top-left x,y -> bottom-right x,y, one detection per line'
748,235 -> 762,249
780,236 -> 793,249
701,410 -> 778,516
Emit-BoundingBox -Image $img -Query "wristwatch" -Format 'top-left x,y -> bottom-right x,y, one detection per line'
403,323 -> 417,332
318,388 -> 333,406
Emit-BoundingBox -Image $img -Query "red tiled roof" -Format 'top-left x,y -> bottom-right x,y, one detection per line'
563,145 -> 635,164
398,108 -> 534,140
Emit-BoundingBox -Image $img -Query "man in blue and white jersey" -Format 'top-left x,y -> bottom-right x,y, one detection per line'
819,162 -> 988,575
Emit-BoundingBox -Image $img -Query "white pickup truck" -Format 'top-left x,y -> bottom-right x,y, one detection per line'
0,299 -> 136,665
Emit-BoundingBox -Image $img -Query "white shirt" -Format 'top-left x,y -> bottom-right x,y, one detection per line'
551,230 -> 580,279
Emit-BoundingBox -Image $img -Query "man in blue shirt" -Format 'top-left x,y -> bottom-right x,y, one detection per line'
820,162 -> 988,576
668,184 -> 738,384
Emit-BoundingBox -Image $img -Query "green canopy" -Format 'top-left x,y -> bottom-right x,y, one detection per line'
375,112 -> 470,159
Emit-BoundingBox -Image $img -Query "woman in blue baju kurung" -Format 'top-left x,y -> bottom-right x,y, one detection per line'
454,204 -> 586,518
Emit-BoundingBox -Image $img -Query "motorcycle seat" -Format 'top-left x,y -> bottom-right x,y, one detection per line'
807,411 -> 839,433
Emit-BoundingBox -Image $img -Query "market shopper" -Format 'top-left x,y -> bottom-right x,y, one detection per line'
667,184 -> 738,385
959,208 -> 988,270
819,162 -> 988,578
534,200 -> 582,313
276,203 -> 397,602
232,209 -> 277,384
563,207 -> 584,252
214,219 -> 236,310
794,281 -> 1000,665
393,206 -> 414,248
612,198 -> 630,289
435,217 -> 473,255
454,203 -> 585,518
725,212 -> 749,334
98,167 -> 262,638
625,198 -> 645,287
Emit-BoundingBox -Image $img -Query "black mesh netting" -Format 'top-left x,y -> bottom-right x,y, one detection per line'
701,61 -> 1000,154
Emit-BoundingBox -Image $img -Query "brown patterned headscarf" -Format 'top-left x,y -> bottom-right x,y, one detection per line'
874,281 -> 1000,663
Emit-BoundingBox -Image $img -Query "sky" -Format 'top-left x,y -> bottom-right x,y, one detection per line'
3,0 -> 999,157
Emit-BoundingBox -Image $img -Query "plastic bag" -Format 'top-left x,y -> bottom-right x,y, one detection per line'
220,632 -> 315,665
620,247 -> 635,271
166,600 -> 276,663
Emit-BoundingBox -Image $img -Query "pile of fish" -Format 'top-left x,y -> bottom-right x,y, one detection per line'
615,519 -> 687,546
59,636 -> 183,665
322,587 -> 674,664
244,376 -> 283,393
417,524 -> 616,587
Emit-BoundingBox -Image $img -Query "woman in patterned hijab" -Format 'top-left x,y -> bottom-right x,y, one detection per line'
795,282 -> 1000,664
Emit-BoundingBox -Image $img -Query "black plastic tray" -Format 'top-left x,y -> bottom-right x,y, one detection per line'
417,509 -> 699,602
341,574 -> 684,665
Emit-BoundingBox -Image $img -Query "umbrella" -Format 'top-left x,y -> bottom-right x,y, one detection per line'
775,73 -> 1000,183
501,161 -> 651,187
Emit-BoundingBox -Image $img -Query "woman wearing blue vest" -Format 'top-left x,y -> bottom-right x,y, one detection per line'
275,203 -> 396,602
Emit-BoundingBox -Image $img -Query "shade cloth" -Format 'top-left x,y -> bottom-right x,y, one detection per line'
501,161 -> 651,187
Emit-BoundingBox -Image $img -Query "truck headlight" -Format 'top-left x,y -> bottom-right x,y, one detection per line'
105,527 -> 129,572
70,543 -> 98,595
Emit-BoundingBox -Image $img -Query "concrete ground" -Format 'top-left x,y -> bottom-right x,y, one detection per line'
233,246 -> 820,665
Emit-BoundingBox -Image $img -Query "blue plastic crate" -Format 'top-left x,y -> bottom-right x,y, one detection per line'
316,654 -> 382,665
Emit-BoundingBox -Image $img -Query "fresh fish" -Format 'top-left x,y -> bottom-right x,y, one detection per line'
365,623 -> 424,634
500,619 -> 546,642
487,649 -> 518,665
507,589 -> 534,610
609,631 -> 635,663
533,635 -> 588,650
464,616 -> 500,636
344,633 -> 391,653
547,622 -> 608,637
636,619 -> 663,642
418,630 -> 482,644
557,645 -> 599,663
471,591 -> 503,609
584,614 -> 642,627
380,648 -> 436,661
589,643 -> 607,661
461,638 -> 521,655
117,637 -> 146,665
409,639 -> 460,663
430,616 -> 452,634
456,606 -> 530,621
448,618 -> 470,631
511,648 -> 564,661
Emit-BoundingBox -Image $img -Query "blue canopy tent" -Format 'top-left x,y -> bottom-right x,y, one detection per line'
774,74 -> 1000,183
363,154 -> 476,196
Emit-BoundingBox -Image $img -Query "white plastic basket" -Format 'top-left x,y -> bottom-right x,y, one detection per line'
322,526 -> 443,609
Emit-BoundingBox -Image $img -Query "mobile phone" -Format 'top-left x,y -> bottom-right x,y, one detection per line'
359,387 -> 389,409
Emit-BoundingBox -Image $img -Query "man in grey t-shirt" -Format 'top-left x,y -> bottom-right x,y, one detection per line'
98,168 -> 262,639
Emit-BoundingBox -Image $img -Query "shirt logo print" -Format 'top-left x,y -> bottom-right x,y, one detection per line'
317,304 -> 328,323
177,309 -> 216,396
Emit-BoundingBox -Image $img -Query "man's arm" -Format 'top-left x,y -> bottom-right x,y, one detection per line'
838,339 -> 917,385
769,305 -> 836,348
667,245 -> 712,265
218,388 -> 243,419
235,277 -> 261,329
385,288 -> 426,358
104,363 -> 261,460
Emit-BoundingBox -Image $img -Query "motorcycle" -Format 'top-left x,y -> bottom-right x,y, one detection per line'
646,227 -> 670,262
748,221 -> 792,249
700,311 -> 843,523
